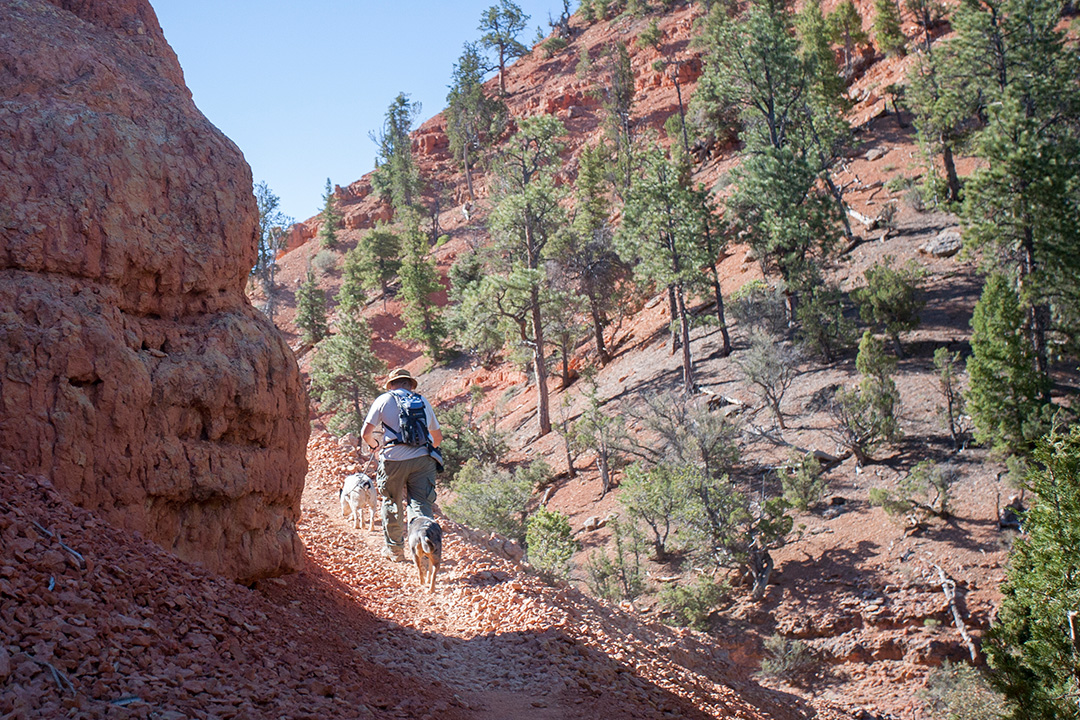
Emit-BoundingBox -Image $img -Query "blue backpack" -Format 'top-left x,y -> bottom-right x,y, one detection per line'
385,389 -> 429,447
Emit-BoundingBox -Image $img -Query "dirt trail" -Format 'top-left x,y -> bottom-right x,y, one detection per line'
295,434 -> 849,720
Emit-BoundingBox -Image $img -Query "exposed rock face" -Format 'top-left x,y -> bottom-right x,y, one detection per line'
0,0 -> 309,581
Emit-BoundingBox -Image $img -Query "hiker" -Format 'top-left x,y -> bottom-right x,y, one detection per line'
361,368 -> 443,562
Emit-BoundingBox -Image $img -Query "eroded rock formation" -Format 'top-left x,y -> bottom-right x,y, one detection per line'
0,0 -> 309,581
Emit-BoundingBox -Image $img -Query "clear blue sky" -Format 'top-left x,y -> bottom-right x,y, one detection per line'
152,1 -> 567,224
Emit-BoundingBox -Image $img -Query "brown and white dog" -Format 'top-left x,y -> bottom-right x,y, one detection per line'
339,473 -> 378,531
407,516 -> 442,592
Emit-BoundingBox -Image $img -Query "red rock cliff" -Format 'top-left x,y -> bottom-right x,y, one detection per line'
0,0 -> 309,582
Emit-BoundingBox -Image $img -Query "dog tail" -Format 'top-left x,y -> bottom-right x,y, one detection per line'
422,521 -> 443,554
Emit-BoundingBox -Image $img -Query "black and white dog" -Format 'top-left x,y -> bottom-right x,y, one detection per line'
407,516 -> 443,592
339,473 -> 378,531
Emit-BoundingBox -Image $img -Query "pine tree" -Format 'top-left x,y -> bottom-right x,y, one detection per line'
796,0 -> 848,111
337,246 -> 367,319
479,0 -> 530,95
446,42 -> 509,202
986,425 -> 1080,720
827,0 -> 869,76
396,209 -> 448,362
616,148 -> 708,394
832,331 -> 901,464
462,114 -> 567,436
599,41 -> 636,197
906,47 -> 971,204
309,313 -> 384,439
923,0 -> 1080,381
697,0 -> 843,317
252,181 -> 292,321
549,142 -> 628,365
318,179 -> 341,249
295,265 -> 328,345
371,93 -> 422,214
354,225 -> 402,299
965,273 -> 1049,457
872,0 -> 906,57
851,257 -> 925,357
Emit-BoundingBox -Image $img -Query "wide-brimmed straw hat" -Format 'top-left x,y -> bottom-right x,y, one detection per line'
384,368 -> 417,390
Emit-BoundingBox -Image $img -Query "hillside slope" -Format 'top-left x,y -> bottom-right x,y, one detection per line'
259,3 -> 1024,717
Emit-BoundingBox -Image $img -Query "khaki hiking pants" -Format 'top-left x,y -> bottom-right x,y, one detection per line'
377,455 -> 437,553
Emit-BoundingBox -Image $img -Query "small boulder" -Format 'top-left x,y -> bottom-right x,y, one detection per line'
864,147 -> 888,162
582,516 -> 604,532
919,230 -> 963,258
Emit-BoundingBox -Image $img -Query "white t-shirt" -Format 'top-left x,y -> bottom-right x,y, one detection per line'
364,390 -> 441,462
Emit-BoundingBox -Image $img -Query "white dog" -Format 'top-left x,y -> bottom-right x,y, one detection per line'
339,473 -> 378,531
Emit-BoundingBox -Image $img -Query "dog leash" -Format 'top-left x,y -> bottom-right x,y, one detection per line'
361,449 -> 377,477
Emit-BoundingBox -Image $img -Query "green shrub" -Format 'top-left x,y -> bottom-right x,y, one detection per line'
542,36 -> 568,58
795,282 -> 855,362
780,451 -> 826,511
885,175 -> 917,193
312,249 -> 339,275
757,635 -> 818,684
584,518 -> 646,602
919,661 -> 1003,720
851,257 -> 925,357
525,508 -> 579,579
730,280 -> 789,336
444,460 -> 532,542
869,460 -> 957,526
657,574 -> 726,630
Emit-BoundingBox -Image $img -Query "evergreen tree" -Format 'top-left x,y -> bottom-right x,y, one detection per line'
697,0 -> 843,317
337,245 -> 368,319
371,93 -> 423,213
608,41 -> 636,196
906,47 -> 971,204
446,43 -> 510,202
619,462 -> 689,560
966,273 -> 1049,457
396,209 -> 448,362
525,508 -> 579,579
851,257 -> 926,357
252,181 -> 292,322
986,425 -> 1080,720
295,265 -> 329,345
318,178 -> 341,249
309,313 -> 384,439
795,0 -> 848,112
354,225 -> 402,299
462,114 -> 567,436
479,0 -> 530,95
550,142 -> 629,365
795,280 -> 855,361
872,0 -> 906,57
616,148 -> 708,395
832,331 -> 901,464
573,383 -> 629,497
827,0 -> 869,76
951,0 -> 1080,390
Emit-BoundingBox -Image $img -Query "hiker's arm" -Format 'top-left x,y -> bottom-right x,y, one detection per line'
361,422 -> 379,452
430,427 -> 442,448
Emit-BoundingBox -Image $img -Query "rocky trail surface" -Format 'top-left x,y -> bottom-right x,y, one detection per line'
0,434 -> 855,720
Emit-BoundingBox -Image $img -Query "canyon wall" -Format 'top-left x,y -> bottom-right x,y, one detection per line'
0,0 -> 309,581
